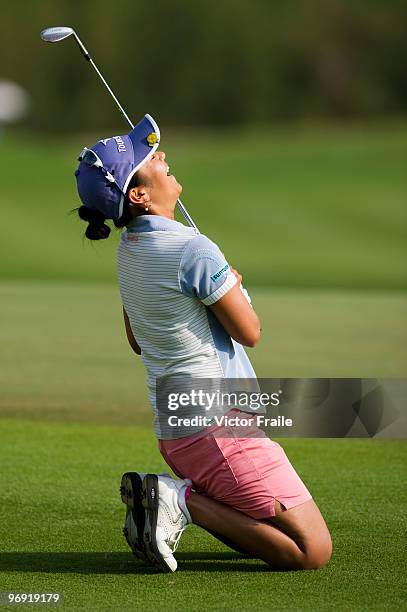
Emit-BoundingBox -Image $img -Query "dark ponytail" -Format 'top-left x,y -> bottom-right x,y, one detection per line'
76,169 -> 142,239
77,206 -> 111,241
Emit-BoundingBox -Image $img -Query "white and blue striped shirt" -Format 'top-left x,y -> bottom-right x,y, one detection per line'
117,215 -> 256,438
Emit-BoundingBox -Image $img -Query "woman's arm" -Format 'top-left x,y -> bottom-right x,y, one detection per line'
209,268 -> 261,348
123,307 -> 142,355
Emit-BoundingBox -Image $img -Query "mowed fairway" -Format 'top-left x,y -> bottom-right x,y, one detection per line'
0,122 -> 406,290
1,123 -> 406,610
0,282 -> 406,610
0,421 -> 406,611
1,282 -> 406,423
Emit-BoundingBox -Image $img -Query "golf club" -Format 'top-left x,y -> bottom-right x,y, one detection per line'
40,26 -> 199,232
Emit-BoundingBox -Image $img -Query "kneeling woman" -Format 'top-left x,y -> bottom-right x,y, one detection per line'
75,115 -> 332,573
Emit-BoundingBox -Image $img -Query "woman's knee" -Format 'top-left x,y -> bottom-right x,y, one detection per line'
262,532 -> 332,571
301,532 -> 333,570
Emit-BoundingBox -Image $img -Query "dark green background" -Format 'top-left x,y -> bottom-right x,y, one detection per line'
1,0 -> 406,132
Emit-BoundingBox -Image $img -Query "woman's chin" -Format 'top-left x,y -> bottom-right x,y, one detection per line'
173,179 -> 182,196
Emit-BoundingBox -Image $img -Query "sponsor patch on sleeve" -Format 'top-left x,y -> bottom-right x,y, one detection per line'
210,263 -> 229,282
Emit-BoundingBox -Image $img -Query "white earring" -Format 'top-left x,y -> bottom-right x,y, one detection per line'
145,207 -> 149,212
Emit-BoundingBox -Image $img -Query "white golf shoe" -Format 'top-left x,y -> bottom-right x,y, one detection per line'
120,472 -> 150,564
120,471 -> 172,566
142,474 -> 192,572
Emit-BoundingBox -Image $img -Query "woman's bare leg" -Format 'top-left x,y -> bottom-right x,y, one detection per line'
187,492 -> 332,570
202,527 -> 251,555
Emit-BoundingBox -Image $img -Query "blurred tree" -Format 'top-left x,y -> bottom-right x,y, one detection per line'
0,0 -> 406,131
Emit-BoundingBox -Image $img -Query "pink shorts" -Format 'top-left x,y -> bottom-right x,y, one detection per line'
159,409 -> 312,520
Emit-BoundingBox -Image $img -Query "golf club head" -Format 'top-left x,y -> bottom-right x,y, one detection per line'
41,26 -> 74,43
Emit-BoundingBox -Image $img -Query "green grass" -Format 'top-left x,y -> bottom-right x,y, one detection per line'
0,419 -> 405,611
1,122 -> 406,609
1,122 -> 406,289
0,281 -> 406,425
1,281 -> 405,609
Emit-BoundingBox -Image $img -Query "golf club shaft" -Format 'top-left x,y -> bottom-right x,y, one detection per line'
176,199 -> 199,232
72,34 -> 134,129
72,32 -> 199,232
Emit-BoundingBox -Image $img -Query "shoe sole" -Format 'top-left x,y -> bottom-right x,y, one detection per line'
142,473 -> 173,573
120,472 -> 150,564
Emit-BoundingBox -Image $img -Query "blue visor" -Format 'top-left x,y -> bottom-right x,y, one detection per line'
75,114 -> 160,220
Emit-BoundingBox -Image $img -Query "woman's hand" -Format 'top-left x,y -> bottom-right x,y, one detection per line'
230,266 -> 242,286
209,266 -> 260,347
230,266 -> 252,305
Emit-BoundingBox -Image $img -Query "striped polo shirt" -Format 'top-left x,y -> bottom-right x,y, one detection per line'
117,215 -> 256,438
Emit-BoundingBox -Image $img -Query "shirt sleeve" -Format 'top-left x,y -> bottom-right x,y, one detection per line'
178,235 -> 237,305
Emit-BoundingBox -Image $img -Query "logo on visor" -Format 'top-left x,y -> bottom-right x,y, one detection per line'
113,136 -> 127,152
147,132 -> 158,147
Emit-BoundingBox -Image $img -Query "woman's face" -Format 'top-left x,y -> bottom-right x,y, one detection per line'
136,151 -> 182,204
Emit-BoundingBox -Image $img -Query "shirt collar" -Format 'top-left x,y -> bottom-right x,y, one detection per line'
126,215 -> 197,235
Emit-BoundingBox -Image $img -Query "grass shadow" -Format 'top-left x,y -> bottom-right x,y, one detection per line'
0,552 -> 270,574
